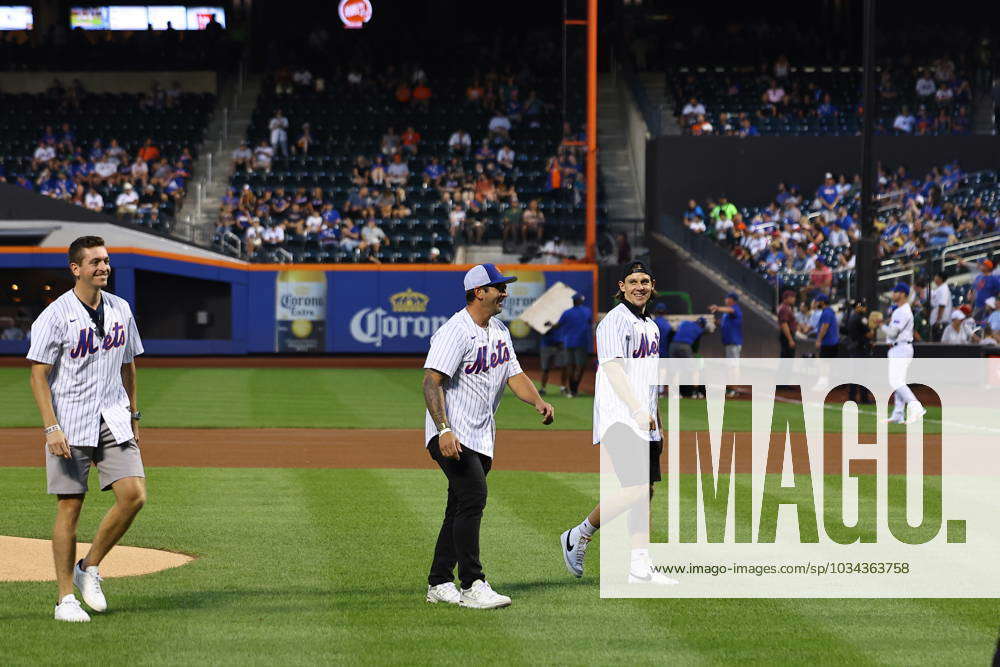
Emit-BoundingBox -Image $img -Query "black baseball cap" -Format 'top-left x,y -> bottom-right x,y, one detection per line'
620,261 -> 654,282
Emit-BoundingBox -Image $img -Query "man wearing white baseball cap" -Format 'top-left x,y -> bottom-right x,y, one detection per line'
421,263 -> 555,609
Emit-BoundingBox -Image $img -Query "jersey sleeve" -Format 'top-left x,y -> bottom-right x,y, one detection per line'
596,312 -> 630,362
123,308 -> 144,364
424,322 -> 468,378
26,307 -> 65,365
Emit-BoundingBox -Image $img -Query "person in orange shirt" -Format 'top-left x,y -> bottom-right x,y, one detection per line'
412,82 -> 432,110
395,82 -> 412,104
137,138 -> 159,164
401,126 -> 421,156
546,156 -> 562,190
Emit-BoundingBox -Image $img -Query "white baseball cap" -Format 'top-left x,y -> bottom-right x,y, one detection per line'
463,263 -> 518,291
951,311 -> 965,321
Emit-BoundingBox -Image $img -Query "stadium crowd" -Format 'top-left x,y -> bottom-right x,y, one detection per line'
673,55 -> 975,137
0,81 -> 210,231
681,162 -> 1000,299
217,62 -> 593,263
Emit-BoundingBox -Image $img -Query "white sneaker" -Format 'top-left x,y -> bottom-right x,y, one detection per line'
627,570 -> 680,585
628,550 -> 679,585
886,413 -> 905,424
73,559 -> 107,612
560,527 -> 591,578
905,401 -> 926,425
426,582 -> 461,605
54,594 -> 90,622
459,580 -> 511,609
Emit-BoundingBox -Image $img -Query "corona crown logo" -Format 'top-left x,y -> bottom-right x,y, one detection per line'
390,288 -> 429,313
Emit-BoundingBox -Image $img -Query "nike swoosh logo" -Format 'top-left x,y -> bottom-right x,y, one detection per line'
69,318 -> 77,322
565,531 -> 573,552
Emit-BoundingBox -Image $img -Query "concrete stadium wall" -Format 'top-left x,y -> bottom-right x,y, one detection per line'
0,71 -> 217,94
647,135 -> 1000,230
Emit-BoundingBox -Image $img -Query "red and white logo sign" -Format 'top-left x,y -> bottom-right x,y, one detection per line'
338,0 -> 373,29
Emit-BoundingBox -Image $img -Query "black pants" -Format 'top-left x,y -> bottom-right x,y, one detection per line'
820,344 -> 840,358
427,436 -> 492,589
779,334 -> 795,358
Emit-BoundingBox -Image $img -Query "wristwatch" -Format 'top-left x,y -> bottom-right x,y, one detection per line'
131,411 -> 142,421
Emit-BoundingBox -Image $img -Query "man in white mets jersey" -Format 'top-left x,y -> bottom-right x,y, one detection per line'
27,236 -> 146,623
559,261 -> 677,585
882,282 -> 926,425
423,263 -> 554,609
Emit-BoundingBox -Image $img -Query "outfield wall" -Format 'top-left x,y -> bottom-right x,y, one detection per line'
0,247 -> 596,356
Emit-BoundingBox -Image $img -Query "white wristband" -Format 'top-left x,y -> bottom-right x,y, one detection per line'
44,424 -> 61,435
438,427 -> 452,437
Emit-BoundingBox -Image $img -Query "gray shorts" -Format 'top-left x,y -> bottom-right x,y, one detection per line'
725,344 -> 742,358
540,344 -> 564,371
46,420 -> 145,495
565,345 -> 588,367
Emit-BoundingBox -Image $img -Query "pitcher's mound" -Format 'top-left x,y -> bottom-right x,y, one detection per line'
0,536 -> 193,582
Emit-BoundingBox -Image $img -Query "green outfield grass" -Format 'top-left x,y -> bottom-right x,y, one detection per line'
0,367 -> 944,432
1,467 -> 996,665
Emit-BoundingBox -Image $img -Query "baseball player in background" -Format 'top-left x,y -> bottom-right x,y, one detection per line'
422,263 -> 554,609
559,262 -> 677,585
882,283 -> 926,424
27,236 -> 146,623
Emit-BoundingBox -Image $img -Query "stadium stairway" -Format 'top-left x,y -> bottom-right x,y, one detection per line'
973,88 -> 995,135
598,77 -> 643,228
189,74 -> 264,234
639,72 -> 681,136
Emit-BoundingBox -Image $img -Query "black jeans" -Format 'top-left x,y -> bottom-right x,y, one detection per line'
779,334 -> 795,358
427,436 -> 492,589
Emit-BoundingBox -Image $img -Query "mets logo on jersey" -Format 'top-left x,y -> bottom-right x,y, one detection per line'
69,322 -> 126,359
632,332 -> 659,358
464,340 -> 511,375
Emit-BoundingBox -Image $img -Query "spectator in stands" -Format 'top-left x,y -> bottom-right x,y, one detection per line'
497,144 -> 515,170
137,137 -> 160,164
401,126 -> 421,155
539,235 -> 568,263
985,297 -> 1000,334
233,140 -> 253,172
94,153 -> 117,181
448,204 -> 466,240
521,199 -> 545,242
269,109 -> 289,157
475,139 -> 495,162
360,218 -> 389,255
84,187 -> 103,213
294,124 -> 314,155
130,155 -> 149,187
386,154 -> 410,186
928,272 -> 951,340
253,140 -> 274,173
394,80 -> 412,104
263,222 -> 286,248
115,182 -> 139,216
737,117 -> 759,137
915,70 -> 936,98
31,141 -> 55,169
463,209 -> 486,244
412,80 -> 432,110
488,110 -> 512,142
448,129 -> 471,155
381,126 -> 401,156
681,97 -> 706,124
690,114 -> 713,135
815,173 -> 841,221
422,156 -> 444,184
501,198 -> 523,248
893,106 -> 916,133
941,310 -> 973,344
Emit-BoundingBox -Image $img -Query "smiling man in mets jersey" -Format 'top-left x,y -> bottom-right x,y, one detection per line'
422,263 -> 555,610
27,236 -> 146,623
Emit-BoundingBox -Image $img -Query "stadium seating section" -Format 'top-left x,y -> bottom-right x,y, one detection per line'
0,90 -> 214,231
226,72 -> 600,264
670,66 -> 973,136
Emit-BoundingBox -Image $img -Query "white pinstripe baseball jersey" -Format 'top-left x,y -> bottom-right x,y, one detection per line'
423,308 -> 523,458
884,302 -> 914,348
27,289 -> 144,448
593,302 -> 660,444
